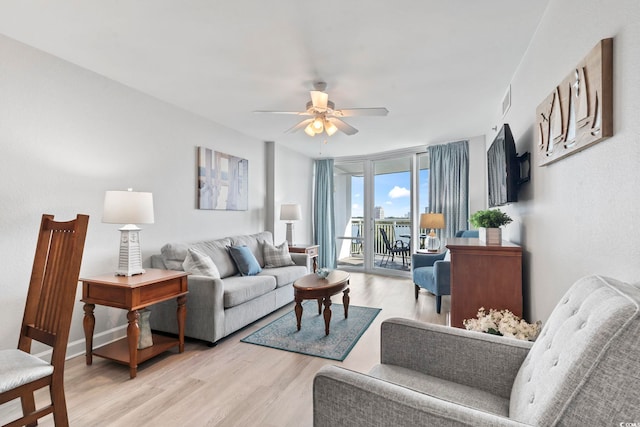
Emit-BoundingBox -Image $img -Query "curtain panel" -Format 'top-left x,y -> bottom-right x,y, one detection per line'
313,159 -> 337,269
428,140 -> 469,238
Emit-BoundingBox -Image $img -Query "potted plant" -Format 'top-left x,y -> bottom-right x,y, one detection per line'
469,209 -> 512,245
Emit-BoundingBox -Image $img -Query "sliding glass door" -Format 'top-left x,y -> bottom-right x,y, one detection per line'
372,157 -> 412,274
334,150 -> 427,276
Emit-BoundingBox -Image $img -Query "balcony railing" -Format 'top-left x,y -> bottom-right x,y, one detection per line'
349,218 -> 425,255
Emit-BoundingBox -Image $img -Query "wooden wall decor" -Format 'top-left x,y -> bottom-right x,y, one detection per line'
536,38 -> 613,166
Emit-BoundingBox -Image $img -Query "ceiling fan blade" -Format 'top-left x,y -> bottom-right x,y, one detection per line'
310,91 -> 329,111
254,110 -> 312,116
285,118 -> 314,133
328,117 -> 359,136
333,107 -> 389,117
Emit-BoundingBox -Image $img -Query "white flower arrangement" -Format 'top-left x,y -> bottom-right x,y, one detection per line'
463,307 -> 542,341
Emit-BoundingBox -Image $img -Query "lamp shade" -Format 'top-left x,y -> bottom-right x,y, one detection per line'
102,190 -> 155,225
420,213 -> 445,230
280,203 -> 301,221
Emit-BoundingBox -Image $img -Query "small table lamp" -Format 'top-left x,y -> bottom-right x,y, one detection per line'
420,213 -> 445,252
102,189 -> 154,276
280,203 -> 301,246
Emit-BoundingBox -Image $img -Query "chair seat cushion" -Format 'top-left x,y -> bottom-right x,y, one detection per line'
0,349 -> 53,393
413,266 -> 435,291
369,363 -> 509,417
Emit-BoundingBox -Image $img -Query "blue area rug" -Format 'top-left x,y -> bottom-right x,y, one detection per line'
241,301 -> 381,361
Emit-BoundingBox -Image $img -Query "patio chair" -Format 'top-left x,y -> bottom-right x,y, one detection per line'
0,214 -> 89,426
393,224 -> 411,251
379,228 -> 409,267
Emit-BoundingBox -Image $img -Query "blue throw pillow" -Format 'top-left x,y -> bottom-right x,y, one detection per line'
228,245 -> 262,276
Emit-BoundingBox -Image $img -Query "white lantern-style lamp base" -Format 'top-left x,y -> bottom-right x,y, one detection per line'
115,224 -> 146,276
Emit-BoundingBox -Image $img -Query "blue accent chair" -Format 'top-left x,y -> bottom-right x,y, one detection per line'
411,230 -> 478,313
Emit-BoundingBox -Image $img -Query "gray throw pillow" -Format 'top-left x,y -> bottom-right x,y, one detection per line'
182,248 -> 221,278
263,241 -> 295,268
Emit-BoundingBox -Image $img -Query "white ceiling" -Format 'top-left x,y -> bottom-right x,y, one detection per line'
0,1 -> 549,159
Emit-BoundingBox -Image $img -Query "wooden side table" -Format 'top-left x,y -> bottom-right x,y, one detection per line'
289,243 -> 319,272
81,269 -> 189,379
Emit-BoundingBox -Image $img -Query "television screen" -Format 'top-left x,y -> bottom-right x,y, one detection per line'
487,124 -> 519,207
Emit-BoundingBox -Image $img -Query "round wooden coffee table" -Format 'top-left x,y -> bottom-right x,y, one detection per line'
293,270 -> 350,336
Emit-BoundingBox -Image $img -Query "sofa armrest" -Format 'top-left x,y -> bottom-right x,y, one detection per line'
411,252 -> 447,268
380,318 -> 533,399
290,252 -> 310,271
187,275 -> 225,338
313,365 -> 529,427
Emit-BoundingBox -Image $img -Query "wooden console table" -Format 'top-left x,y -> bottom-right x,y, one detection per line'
446,238 -> 522,329
81,269 -> 189,378
289,243 -> 319,272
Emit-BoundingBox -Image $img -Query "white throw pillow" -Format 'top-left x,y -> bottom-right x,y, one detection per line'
443,250 -> 451,261
263,241 -> 295,268
182,247 -> 221,278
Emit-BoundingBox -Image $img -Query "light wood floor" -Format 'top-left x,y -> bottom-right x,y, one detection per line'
1,272 -> 448,427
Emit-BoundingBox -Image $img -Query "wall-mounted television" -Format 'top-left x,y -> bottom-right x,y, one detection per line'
487,124 -> 524,207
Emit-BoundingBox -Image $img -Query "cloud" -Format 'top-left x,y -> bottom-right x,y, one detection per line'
388,186 -> 410,198
385,201 -> 393,205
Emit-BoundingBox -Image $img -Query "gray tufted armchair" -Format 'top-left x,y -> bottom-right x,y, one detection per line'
313,275 -> 640,426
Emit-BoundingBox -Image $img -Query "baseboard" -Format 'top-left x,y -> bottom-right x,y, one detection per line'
35,325 -> 127,362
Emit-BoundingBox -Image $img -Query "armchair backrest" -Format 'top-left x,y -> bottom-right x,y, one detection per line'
509,275 -> 640,425
455,230 -> 479,238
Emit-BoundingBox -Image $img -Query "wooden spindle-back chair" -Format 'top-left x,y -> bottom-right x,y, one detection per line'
0,214 -> 89,427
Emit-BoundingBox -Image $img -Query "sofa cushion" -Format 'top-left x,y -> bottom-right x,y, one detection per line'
160,242 -> 189,270
228,245 -> 262,276
223,275 -> 276,308
191,238 -> 236,278
261,265 -> 308,288
230,231 -> 273,267
182,248 -> 220,278
263,241 -> 295,268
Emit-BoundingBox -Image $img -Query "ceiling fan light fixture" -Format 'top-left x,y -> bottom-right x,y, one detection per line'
304,123 -> 316,136
324,119 -> 338,136
312,117 -> 324,132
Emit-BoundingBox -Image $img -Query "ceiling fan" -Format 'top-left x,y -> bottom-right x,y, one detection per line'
254,82 -> 388,137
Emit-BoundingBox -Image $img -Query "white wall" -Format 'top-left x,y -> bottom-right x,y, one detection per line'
496,0 -> 640,322
0,35 -> 312,354
272,144 -> 314,245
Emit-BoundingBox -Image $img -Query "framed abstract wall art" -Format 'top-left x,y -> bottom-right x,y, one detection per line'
197,146 -> 248,210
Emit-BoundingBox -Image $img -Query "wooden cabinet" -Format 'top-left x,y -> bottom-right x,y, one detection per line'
446,238 -> 522,328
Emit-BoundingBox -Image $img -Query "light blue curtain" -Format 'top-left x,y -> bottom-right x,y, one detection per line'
314,159 -> 337,269
428,141 -> 469,238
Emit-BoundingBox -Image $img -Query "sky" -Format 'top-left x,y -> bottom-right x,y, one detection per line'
351,169 -> 429,218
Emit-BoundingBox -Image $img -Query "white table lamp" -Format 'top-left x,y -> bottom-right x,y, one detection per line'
103,189 -> 154,276
280,203 -> 301,245
420,213 -> 445,252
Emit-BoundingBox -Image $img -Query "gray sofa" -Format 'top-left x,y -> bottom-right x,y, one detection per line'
149,231 -> 309,345
313,275 -> 640,425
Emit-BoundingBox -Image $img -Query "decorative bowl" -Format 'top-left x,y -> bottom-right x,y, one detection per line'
316,268 -> 331,278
